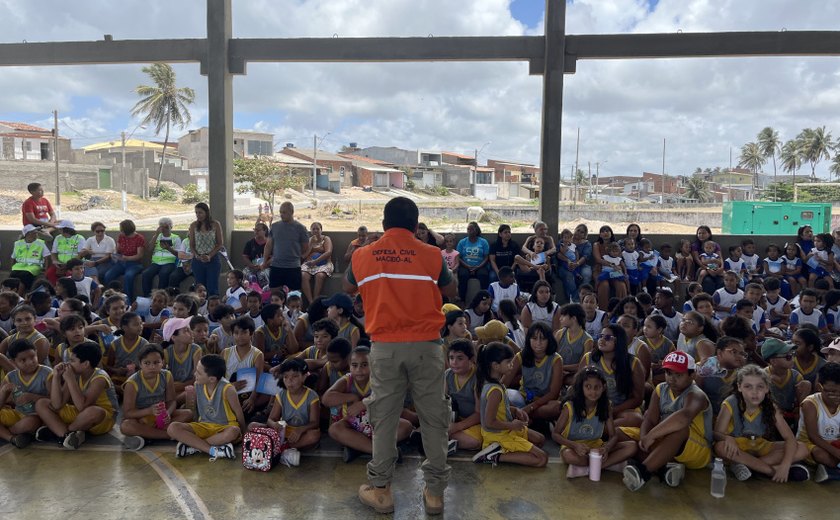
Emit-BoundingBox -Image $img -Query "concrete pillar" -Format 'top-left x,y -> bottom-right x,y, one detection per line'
207,0 -> 234,241
538,0 -> 566,237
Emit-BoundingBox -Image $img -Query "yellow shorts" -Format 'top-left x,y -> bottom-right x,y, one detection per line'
560,438 -> 604,452
0,407 -> 24,427
189,421 -> 237,440
619,426 -> 641,441
481,426 -> 533,454
461,424 -> 483,442
735,436 -> 774,457
58,404 -> 115,436
675,430 -> 712,469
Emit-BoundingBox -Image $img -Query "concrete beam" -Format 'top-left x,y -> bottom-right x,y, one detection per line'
0,39 -> 206,67
206,0 -> 234,241
229,36 -> 544,66
565,31 -> 840,60
538,0 -> 565,237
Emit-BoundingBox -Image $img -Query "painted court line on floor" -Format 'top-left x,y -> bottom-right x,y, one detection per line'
138,449 -> 215,520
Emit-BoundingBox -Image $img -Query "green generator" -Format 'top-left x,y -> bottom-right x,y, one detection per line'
722,201 -> 832,235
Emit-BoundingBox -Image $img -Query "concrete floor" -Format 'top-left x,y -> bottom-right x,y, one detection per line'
0,432 -> 835,520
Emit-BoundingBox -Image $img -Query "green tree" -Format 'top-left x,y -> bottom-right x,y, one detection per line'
233,157 -> 308,215
780,139 -> 803,185
683,176 -> 712,202
762,182 -> 794,202
797,127 -> 833,180
758,127 -> 781,199
830,146 -> 840,180
131,63 -> 196,193
738,141 -> 765,192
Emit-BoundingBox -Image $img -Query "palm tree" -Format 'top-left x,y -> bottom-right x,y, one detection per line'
797,127 -> 833,180
830,153 -> 840,180
780,139 -> 803,192
131,63 -> 196,193
683,176 -> 712,202
738,141 -> 765,197
758,127 -> 781,199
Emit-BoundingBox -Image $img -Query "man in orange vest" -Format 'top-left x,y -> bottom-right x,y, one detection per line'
344,196 -> 455,515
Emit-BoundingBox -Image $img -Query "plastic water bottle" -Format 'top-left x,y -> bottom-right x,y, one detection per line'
710,457 -> 726,498
588,450 -> 603,482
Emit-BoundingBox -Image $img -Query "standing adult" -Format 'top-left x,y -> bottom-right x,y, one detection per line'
141,217 -> 182,296
21,182 -> 57,231
456,221 -> 490,302
104,219 -> 146,302
262,201 -> 310,293
345,196 -> 455,515
81,222 -> 116,282
241,222 -> 271,289
189,202 -> 224,297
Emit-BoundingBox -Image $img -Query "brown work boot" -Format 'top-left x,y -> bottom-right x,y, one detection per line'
358,483 -> 394,514
423,488 -> 444,515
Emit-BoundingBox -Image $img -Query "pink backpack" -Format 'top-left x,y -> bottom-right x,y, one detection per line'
242,426 -> 285,472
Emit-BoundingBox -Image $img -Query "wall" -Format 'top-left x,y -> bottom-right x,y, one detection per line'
0,161 -> 100,191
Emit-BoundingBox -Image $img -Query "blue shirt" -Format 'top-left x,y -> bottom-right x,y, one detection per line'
456,237 -> 490,268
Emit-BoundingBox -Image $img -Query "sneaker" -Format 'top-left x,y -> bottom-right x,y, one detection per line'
472,442 -> 502,465
123,436 -> 145,451
358,484 -> 394,514
566,464 -> 590,479
788,463 -> 810,482
664,462 -> 685,487
814,464 -> 829,484
447,439 -> 458,456
422,487 -> 444,516
730,462 -> 752,481
343,446 -> 362,464
62,431 -> 86,450
280,448 -> 300,467
35,426 -> 59,443
623,463 -> 648,492
208,443 -> 235,461
9,433 -> 32,449
176,442 -> 199,458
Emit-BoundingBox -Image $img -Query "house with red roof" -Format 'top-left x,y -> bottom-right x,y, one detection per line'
0,121 -> 71,161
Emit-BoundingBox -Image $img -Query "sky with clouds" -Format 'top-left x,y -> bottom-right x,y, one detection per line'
1,0 -> 839,180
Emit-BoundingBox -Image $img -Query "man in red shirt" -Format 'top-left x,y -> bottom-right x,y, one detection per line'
21,182 -> 57,231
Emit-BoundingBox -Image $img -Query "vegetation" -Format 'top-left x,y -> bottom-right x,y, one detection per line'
155,185 -> 178,202
131,63 -> 196,193
181,183 -> 208,204
682,176 -> 713,202
233,157 -> 308,215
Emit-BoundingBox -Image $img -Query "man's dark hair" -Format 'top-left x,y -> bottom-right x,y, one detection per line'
27,182 -> 41,194
382,197 -> 419,232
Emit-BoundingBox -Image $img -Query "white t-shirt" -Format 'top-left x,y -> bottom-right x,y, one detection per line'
83,235 -> 116,260
225,286 -> 247,311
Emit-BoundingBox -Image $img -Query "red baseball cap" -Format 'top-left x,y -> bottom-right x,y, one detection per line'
662,351 -> 696,373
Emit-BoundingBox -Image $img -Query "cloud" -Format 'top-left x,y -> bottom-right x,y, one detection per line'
1,0 -> 839,180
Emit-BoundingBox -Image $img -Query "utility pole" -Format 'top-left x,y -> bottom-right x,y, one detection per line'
587,161 -> 591,200
662,138 -> 666,201
53,110 -> 61,218
312,134 -> 318,197
473,148 -> 478,194
573,127 -> 580,209
121,131 -> 127,212
595,162 -> 600,202
141,142 -> 147,199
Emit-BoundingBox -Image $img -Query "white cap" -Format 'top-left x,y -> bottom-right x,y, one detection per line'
21,224 -> 38,235
58,220 -> 75,230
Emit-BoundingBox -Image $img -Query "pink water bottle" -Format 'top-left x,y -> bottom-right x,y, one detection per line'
589,450 -> 603,481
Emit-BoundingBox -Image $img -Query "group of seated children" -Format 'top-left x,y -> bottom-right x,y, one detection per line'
3,261 -> 840,489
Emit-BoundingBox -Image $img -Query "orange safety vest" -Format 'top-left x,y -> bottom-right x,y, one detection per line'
351,228 -> 445,343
